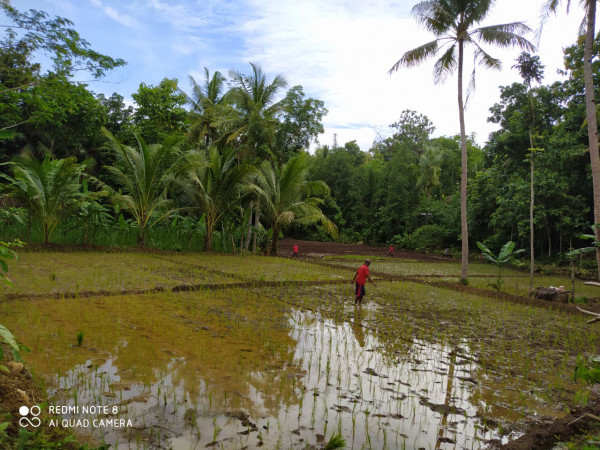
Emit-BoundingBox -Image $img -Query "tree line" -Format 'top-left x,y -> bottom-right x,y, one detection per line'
1,1 -> 599,278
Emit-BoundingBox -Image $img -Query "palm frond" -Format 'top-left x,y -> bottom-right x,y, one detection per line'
536,0 -> 565,43
463,0 -> 495,27
432,43 -> 457,84
412,1 -> 455,35
389,40 -> 439,73
473,23 -> 535,51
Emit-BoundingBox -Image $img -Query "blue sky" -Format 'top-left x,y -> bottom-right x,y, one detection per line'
12,0 -> 588,150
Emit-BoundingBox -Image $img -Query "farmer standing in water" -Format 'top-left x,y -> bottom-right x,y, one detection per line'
352,259 -> 375,305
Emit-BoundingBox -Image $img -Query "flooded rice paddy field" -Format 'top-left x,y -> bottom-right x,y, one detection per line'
3,251 -> 600,449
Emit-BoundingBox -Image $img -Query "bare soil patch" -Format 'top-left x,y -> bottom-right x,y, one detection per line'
278,238 -> 450,261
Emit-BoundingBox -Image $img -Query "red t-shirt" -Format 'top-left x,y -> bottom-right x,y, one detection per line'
293,245 -> 298,253
356,264 -> 369,285
389,246 -> 394,252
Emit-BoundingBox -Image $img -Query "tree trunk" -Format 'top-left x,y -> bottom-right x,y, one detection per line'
205,217 -> 214,251
252,211 -> 261,253
137,230 -> 145,247
457,39 -> 469,282
244,202 -> 253,251
43,223 -> 50,244
527,81 -> 536,291
583,1 -> 600,280
205,226 -> 213,251
270,225 -> 279,256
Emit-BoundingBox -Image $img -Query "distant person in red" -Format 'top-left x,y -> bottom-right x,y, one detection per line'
292,244 -> 299,258
387,245 -> 394,257
352,259 -> 375,305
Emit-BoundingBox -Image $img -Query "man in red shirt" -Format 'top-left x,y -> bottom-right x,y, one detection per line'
387,245 -> 394,257
352,259 -> 375,305
293,244 -> 299,258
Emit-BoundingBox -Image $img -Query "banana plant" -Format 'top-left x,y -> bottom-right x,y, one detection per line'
566,225 -> 600,258
477,241 -> 525,292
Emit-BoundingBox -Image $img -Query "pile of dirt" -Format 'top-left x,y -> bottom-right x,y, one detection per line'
0,347 -> 43,436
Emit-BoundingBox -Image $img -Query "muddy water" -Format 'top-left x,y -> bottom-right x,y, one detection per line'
6,291 -> 509,449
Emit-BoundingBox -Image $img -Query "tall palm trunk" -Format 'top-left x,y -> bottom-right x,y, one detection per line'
530,147 -> 535,291
457,39 -> 469,282
205,214 -> 216,251
252,211 -> 261,253
270,224 -> 279,256
529,89 -> 535,291
244,201 -> 253,251
583,0 -> 600,279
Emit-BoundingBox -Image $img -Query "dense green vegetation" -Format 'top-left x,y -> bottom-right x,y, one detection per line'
1,1 -> 599,274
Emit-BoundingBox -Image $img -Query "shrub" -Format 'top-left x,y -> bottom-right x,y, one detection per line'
403,224 -> 447,252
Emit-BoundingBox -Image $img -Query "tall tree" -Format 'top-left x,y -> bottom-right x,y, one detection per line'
0,1 -> 126,163
182,68 -> 229,148
275,85 -> 327,163
512,52 -> 544,290
416,145 -> 443,199
389,0 -> 534,282
131,78 -> 187,144
540,0 -> 600,279
226,62 -> 288,162
390,109 -> 436,156
0,0 -> 126,81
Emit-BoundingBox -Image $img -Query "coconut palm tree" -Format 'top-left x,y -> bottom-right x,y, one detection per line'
389,0 -> 534,282
512,52 -> 544,290
540,0 -> 600,279
178,146 -> 254,251
1,155 -> 87,243
101,130 -> 189,246
181,68 -> 229,148
225,62 -> 288,162
249,153 -> 337,256
416,145 -> 443,199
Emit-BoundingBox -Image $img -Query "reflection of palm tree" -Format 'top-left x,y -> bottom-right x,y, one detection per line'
436,350 -> 456,449
389,0 -> 534,281
351,306 -> 365,348
416,145 -> 442,199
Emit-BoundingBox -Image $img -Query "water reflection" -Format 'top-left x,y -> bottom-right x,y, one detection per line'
351,305 -> 365,348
